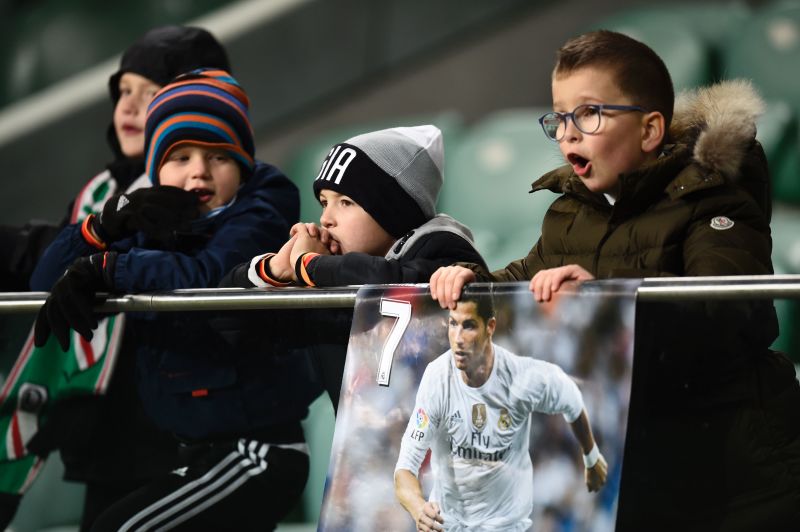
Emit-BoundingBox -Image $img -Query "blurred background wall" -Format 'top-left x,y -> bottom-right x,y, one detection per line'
1,0 -> 774,223
3,0 -> 799,352
3,1 -> 800,530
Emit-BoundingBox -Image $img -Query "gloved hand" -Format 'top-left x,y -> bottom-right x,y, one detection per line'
92,186 -> 199,243
34,252 -> 117,351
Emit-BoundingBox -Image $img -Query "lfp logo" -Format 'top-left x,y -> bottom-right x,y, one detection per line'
415,408 -> 429,429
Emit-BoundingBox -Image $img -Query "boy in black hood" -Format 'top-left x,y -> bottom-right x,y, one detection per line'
0,25 -> 231,290
0,25 -> 232,531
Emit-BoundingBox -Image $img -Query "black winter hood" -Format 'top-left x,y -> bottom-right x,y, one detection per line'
106,25 -> 230,162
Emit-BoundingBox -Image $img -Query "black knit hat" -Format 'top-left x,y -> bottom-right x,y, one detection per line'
108,25 -> 230,104
106,26 -> 230,160
313,125 -> 444,238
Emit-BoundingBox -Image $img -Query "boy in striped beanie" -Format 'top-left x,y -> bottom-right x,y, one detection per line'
78,68 -> 255,250
143,68 -> 255,211
32,69 -> 311,531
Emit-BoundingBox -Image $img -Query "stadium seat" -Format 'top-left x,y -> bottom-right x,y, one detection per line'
0,0 -> 230,108
594,2 -> 750,83
724,0 -> 800,114
438,108 -> 562,271
724,1 -> 800,204
299,394 -> 336,526
772,291 -> 799,361
283,111 -> 465,223
590,4 -> 727,91
9,453 -> 84,532
770,204 -> 800,361
756,100 -> 800,204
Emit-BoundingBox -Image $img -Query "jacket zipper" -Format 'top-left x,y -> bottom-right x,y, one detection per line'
593,221 -> 619,275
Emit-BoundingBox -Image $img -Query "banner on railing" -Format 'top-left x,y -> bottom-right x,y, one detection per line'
319,281 -> 640,531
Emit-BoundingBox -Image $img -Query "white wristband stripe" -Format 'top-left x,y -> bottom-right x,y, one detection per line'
583,443 -> 600,468
247,253 -> 273,287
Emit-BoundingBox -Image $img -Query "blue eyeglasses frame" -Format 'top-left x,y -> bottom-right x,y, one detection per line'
538,104 -> 648,141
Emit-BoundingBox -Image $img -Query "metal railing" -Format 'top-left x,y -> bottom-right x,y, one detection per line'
2,275 -> 800,314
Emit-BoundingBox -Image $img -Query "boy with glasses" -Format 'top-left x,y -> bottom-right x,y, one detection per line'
430,30 -> 800,530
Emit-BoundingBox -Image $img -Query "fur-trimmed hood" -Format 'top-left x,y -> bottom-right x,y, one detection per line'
532,79 -> 768,201
670,79 -> 765,180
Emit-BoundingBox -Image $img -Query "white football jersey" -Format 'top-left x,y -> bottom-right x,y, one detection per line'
395,344 -> 585,531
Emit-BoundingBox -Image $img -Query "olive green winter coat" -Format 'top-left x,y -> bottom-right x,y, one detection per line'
468,79 -> 800,529
468,79 -> 774,282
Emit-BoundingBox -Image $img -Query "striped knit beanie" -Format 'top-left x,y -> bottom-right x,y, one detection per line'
312,125 -> 444,238
144,68 -> 255,184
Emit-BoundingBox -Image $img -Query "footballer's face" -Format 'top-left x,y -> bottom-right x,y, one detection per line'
448,301 -> 496,377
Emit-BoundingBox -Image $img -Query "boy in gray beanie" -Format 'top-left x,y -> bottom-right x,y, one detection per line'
222,124 -> 487,408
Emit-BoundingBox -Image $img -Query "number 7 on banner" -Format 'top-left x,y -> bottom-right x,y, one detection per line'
376,298 -> 411,386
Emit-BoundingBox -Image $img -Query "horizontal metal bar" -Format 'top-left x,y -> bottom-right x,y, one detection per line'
637,275 -> 800,301
2,275 -> 800,313
0,287 -> 360,314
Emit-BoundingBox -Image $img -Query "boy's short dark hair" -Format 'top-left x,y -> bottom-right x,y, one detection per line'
554,30 -> 674,131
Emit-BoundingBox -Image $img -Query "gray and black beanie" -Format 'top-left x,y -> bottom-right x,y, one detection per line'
312,125 -> 444,238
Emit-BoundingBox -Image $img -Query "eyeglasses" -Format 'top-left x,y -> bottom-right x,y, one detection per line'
538,104 -> 648,141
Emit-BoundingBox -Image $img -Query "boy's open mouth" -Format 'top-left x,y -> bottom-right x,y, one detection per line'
191,187 -> 213,203
567,153 -> 591,177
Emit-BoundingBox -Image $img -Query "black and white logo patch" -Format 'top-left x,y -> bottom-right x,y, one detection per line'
710,216 -> 734,230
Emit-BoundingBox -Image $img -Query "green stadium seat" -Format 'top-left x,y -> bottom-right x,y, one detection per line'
771,205 -> 800,274
299,394 -> 336,526
284,111 -> 465,224
594,3 -> 750,83
591,5 -> 723,91
438,108 -> 562,271
724,1 -> 800,115
9,453 -> 84,532
770,204 -> 800,361
756,100 -> 800,204
724,1 -> 800,205
0,0 -> 231,108
484,225 -> 541,273
771,289 -> 799,361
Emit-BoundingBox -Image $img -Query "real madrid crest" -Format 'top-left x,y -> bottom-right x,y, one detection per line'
471,403 -> 487,431
710,216 -> 734,230
498,408 -> 511,430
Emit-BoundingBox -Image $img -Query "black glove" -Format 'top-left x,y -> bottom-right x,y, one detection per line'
92,186 -> 199,243
34,252 -> 117,351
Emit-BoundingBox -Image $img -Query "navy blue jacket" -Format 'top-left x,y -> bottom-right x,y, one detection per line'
31,162 -> 321,441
